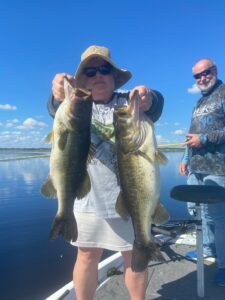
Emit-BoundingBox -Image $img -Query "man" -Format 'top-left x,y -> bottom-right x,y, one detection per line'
48,45 -> 165,300
179,58 -> 225,286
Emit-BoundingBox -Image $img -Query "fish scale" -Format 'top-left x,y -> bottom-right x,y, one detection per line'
114,90 -> 169,272
41,78 -> 92,242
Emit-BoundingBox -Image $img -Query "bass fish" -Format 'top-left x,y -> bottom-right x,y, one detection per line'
41,78 -> 92,242
113,90 -> 169,272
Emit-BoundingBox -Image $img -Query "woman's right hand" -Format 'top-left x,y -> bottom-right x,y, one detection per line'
178,162 -> 188,176
52,73 -> 76,101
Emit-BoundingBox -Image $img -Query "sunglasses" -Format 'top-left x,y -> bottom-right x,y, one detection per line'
193,66 -> 215,80
83,63 -> 113,77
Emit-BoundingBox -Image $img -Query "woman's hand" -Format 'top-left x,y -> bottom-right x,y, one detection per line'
52,73 -> 76,101
130,86 -> 153,112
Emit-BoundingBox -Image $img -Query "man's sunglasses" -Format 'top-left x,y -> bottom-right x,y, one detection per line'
193,66 -> 215,80
83,63 -> 113,77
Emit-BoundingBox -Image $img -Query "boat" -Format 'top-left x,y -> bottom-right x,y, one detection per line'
46,251 -> 124,300
45,218 -> 225,300
46,221 -> 207,300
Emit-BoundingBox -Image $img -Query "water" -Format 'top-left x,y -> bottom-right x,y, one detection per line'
0,150 -> 188,300
0,148 -> 50,160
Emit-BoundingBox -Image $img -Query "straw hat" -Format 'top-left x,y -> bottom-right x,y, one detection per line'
74,45 -> 132,89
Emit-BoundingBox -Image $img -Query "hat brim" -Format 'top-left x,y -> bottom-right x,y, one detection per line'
74,54 -> 132,90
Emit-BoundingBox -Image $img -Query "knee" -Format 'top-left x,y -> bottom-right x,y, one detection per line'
77,248 -> 103,264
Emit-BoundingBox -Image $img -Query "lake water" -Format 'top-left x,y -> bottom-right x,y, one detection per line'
0,150 -> 188,300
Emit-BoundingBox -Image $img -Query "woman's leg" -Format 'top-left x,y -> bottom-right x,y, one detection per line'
122,250 -> 148,300
73,247 -> 103,300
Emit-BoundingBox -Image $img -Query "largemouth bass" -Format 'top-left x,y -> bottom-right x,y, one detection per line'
113,90 -> 169,272
41,78 -> 92,242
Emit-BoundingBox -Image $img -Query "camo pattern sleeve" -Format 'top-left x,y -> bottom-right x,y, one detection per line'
188,80 -> 225,175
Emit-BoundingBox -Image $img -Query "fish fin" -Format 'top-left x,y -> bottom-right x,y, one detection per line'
136,150 -> 153,163
115,192 -> 129,220
49,212 -> 78,242
131,240 -> 166,272
155,151 -> 168,165
152,202 -> 170,225
41,176 -> 57,198
87,143 -> 96,163
58,130 -> 69,150
45,131 -> 54,144
114,161 -> 120,185
76,172 -> 91,199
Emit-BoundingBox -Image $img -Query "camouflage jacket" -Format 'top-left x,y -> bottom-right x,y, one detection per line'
188,80 -> 225,175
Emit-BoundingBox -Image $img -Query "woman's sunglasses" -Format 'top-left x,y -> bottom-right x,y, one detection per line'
83,63 -> 113,77
193,66 -> 215,80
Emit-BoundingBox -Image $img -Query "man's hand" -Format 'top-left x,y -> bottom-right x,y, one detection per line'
130,86 -> 153,112
52,73 -> 76,101
183,133 -> 201,148
178,162 -> 188,176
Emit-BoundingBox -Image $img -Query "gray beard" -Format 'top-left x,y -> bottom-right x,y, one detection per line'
197,76 -> 217,93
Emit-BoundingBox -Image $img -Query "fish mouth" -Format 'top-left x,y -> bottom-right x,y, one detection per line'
113,102 -> 147,153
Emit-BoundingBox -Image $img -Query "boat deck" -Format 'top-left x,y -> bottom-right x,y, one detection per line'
94,243 -> 224,300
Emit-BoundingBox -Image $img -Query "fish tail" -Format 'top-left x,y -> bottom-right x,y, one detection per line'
49,213 -> 78,242
131,240 -> 165,272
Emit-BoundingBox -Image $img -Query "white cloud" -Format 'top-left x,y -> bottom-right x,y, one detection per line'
17,118 -> 48,129
173,129 -> 185,135
156,135 -> 170,144
0,104 -> 17,110
156,135 -> 163,142
0,128 -> 50,148
1,131 -> 11,135
5,118 -> 20,128
155,122 -> 169,127
187,84 -> 200,94
35,115 -> 44,119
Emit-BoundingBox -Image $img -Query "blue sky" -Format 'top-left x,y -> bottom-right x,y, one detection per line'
1,0 -> 225,148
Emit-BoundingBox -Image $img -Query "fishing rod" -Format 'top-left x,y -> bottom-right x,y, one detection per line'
158,143 -> 185,147
158,137 -> 192,148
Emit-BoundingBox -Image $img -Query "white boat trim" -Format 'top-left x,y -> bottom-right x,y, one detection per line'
45,252 -> 123,300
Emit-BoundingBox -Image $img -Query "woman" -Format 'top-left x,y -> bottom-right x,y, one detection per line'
48,45 -> 164,300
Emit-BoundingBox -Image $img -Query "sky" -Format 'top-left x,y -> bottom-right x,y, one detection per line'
1,0 -> 225,148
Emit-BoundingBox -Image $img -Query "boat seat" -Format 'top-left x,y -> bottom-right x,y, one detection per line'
170,185 -> 225,298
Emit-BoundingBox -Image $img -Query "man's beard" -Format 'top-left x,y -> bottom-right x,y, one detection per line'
197,76 -> 217,93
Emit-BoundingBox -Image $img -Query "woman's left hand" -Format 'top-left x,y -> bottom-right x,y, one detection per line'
130,86 -> 153,112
